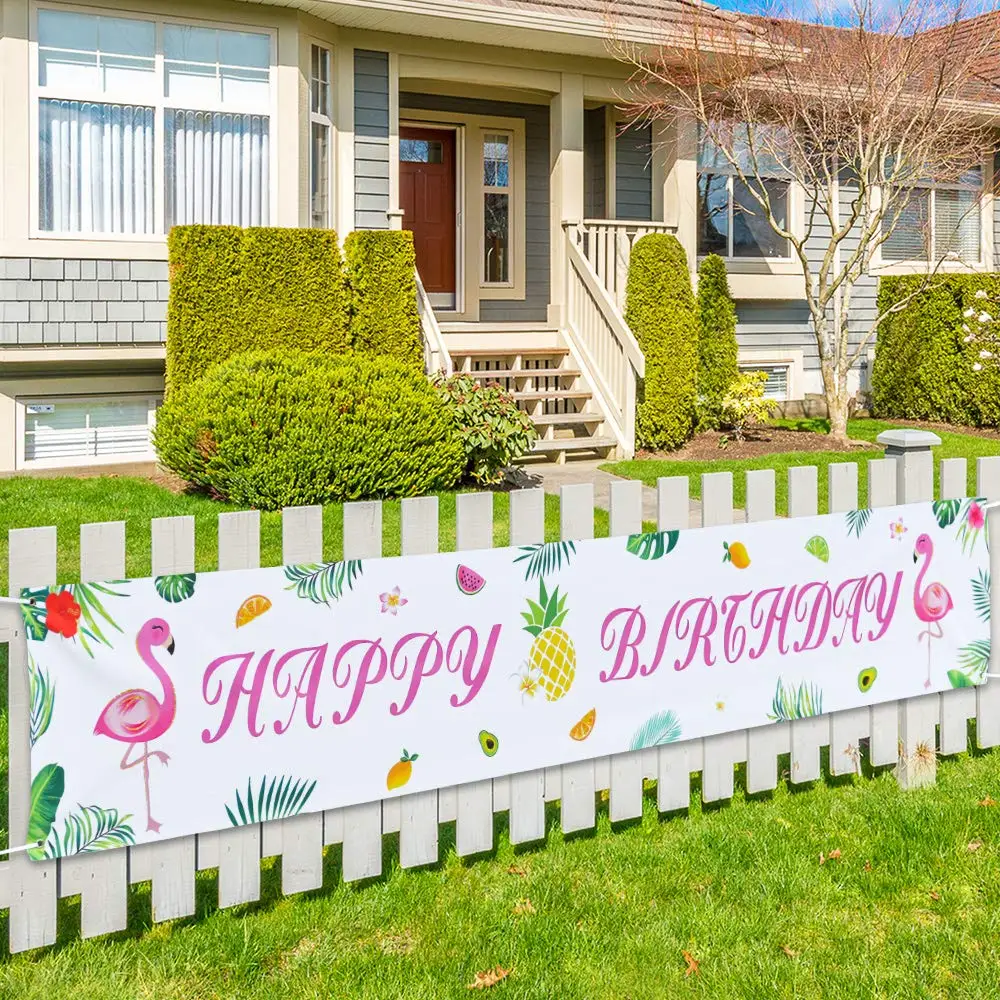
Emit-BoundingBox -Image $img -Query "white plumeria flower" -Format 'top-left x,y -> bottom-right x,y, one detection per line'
964,307 -> 977,318
980,312 -> 993,324
965,334 -> 976,343
973,362 -> 984,371
963,323 -> 971,332
976,289 -> 989,299
980,350 -> 993,359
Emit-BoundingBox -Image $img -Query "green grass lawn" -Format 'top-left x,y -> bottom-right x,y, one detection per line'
603,418 -> 1000,516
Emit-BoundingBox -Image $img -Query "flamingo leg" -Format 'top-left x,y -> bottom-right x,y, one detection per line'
119,743 -> 162,833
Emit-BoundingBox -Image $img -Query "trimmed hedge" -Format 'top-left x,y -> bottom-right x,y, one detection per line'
625,234 -> 699,450
872,275 -> 1000,427
166,227 -> 350,393
345,230 -> 423,369
154,350 -> 465,510
696,254 -> 739,429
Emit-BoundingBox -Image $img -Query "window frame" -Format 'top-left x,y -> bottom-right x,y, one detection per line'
878,171 -> 986,267
308,42 -> 334,230
481,128 -> 514,288
30,0 -> 278,241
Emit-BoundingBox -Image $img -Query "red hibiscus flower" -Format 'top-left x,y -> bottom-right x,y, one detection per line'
46,590 -> 81,639
968,501 -> 986,532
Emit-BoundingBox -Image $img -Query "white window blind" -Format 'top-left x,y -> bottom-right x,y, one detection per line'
741,365 -> 789,401
882,172 -> 982,264
24,397 -> 159,464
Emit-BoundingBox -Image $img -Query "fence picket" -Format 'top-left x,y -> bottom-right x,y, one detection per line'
7,526 -> 59,951
397,497 -> 440,869
129,516 -> 197,923
60,522 -> 129,938
331,503 -> 383,881
558,484 -> 596,834
507,489 -> 546,844
454,492 -> 494,857
608,481 -> 644,823
977,457 -> 1000,749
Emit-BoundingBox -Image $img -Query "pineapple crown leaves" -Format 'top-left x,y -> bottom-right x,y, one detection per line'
521,578 -> 569,637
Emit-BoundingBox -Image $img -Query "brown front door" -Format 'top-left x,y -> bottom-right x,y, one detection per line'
400,126 -> 456,297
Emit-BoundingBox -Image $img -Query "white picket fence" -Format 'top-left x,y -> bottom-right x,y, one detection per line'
1,450 -> 999,954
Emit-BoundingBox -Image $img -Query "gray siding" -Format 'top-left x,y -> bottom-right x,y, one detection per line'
836,179 -> 878,369
400,92 -> 550,323
584,108 -> 606,220
0,258 -> 168,345
355,50 -> 390,230
736,301 -> 819,372
615,124 -> 652,221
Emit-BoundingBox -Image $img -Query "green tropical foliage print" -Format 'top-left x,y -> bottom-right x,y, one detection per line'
20,581 -> 129,658
625,531 -> 680,561
284,562 -> 362,606
932,499 -> 962,529
43,805 -> 136,858
955,498 -> 987,555
28,653 -> 54,747
628,710 -> 682,751
768,679 -> 823,722
845,508 -> 872,538
953,570 -> 992,687
225,775 -> 318,826
513,541 -> 576,581
155,573 -> 196,603
27,764 -> 65,860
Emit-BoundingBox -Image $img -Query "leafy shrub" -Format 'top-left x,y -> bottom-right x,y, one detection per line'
344,230 -> 423,369
154,351 -> 464,510
433,373 -> 537,485
625,234 -> 698,450
695,254 -> 739,430
873,275 -> 1000,427
719,371 -> 772,440
166,226 -> 350,392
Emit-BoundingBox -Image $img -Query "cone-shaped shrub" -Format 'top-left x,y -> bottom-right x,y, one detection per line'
625,234 -> 698,450
696,254 -> 739,429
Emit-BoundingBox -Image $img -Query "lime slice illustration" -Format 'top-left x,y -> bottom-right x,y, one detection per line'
805,536 -> 830,563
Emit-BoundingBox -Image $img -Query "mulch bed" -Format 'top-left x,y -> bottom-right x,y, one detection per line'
638,428 -> 869,462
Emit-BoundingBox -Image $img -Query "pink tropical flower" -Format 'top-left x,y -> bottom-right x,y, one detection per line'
889,519 -> 907,541
379,586 -> 408,615
968,502 -> 985,531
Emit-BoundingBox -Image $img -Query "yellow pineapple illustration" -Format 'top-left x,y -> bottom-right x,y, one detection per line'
522,579 -> 576,701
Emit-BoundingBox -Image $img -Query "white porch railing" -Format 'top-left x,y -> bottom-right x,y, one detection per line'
416,270 -> 453,377
572,219 -> 677,312
562,222 -> 646,459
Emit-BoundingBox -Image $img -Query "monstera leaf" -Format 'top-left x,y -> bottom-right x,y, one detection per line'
626,531 -> 680,561
932,499 -> 963,529
27,764 -> 64,859
155,573 -> 196,603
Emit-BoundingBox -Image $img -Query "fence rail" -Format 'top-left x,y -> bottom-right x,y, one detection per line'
2,451 -> 999,953
416,269 -> 452,377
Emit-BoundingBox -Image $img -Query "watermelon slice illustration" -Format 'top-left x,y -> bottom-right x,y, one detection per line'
456,564 -> 486,595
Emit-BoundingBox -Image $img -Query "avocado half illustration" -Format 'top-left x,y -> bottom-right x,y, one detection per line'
479,730 -> 499,757
858,667 -> 878,693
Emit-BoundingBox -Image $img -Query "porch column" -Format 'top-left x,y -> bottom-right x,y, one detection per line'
549,74 -> 585,328
335,42 -> 356,236
661,114 -> 698,270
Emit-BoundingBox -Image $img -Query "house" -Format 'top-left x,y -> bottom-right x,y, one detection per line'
0,0 -> 996,473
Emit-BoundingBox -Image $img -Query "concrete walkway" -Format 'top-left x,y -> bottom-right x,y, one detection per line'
517,460 -> 746,528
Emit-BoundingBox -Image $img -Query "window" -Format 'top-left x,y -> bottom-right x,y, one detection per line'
36,7 -> 273,236
740,365 -> 789,401
483,132 -> 511,284
22,395 -> 161,466
697,125 -> 791,259
881,170 -> 983,264
310,44 -> 332,228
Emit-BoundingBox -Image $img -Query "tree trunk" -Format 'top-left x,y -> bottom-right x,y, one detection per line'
819,358 -> 851,445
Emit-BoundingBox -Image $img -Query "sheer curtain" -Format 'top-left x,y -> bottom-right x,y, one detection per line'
39,99 -> 155,234
166,111 -> 270,227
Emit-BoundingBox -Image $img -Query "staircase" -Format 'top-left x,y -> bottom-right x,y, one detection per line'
443,325 -> 619,463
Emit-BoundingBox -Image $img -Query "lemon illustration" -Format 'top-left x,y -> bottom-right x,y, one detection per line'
723,541 -> 751,569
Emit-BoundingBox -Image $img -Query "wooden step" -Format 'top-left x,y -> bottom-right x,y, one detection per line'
532,412 -> 603,427
468,367 -> 582,380
451,346 -> 570,359
531,435 -> 618,454
514,390 -> 591,402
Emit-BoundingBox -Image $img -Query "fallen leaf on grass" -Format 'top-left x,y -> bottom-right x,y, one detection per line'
682,951 -> 700,978
780,945 -> 798,958
968,840 -> 983,853
506,865 -> 527,877
978,796 -> 997,807
819,849 -> 842,866
512,898 -> 535,916
929,891 -> 941,902
863,860 -> 873,872
468,966 -> 511,990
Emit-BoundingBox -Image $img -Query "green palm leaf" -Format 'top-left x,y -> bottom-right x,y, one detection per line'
973,570 -> 991,623
44,804 -> 136,858
932,499 -> 963,529
284,562 -> 363,606
226,775 -> 318,825
19,582 -> 129,658
513,542 -> 576,581
628,710 -> 682,750
958,639 -> 991,681
28,653 -> 54,747
768,678 -> 823,722
27,764 -> 64,859
155,573 -> 197,603
625,531 -> 680,560
845,508 -> 872,538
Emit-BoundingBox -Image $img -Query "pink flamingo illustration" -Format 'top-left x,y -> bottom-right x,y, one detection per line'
913,534 -> 954,690
94,618 -> 176,833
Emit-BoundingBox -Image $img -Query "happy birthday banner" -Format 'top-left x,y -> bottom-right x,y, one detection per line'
19,498 -> 991,858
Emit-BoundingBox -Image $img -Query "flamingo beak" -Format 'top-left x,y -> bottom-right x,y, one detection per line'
913,550 -> 918,563
166,635 -> 176,655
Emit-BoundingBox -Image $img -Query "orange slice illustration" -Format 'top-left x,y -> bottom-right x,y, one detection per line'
236,594 -> 272,628
570,708 -> 596,741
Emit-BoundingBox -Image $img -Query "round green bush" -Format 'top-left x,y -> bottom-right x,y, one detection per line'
154,351 -> 465,510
